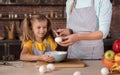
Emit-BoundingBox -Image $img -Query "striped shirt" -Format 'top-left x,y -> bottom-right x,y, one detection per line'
66,0 -> 112,39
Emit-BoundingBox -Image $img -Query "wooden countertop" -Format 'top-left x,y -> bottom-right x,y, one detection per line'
0,60 -> 105,75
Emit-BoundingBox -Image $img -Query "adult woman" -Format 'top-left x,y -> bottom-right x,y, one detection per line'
57,0 -> 112,59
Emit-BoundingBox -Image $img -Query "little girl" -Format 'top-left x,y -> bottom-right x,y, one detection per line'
20,14 -> 57,62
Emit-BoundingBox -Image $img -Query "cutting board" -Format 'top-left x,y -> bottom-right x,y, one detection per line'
36,59 -> 85,68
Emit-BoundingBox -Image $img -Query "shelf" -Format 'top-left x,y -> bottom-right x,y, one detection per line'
0,18 -> 23,21
39,3 -> 65,6
50,18 -> 66,20
0,18 -> 66,21
0,3 -> 40,6
0,3 -> 65,6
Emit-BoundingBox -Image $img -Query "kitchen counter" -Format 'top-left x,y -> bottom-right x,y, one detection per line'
0,60 -> 104,75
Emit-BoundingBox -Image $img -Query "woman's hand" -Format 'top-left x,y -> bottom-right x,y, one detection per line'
59,34 -> 79,46
41,55 -> 54,63
57,28 -> 72,36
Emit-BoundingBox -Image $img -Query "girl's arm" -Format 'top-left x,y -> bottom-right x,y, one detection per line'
20,47 -> 54,62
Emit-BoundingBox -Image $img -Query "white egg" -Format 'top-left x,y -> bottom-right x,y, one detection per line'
73,71 -> 82,75
47,63 -> 55,71
101,67 -> 109,75
39,65 -> 47,73
55,37 -> 62,43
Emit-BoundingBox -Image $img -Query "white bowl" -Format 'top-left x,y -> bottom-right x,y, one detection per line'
45,51 -> 67,62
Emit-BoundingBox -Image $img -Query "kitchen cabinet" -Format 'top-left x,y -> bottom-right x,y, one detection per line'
103,39 -> 115,52
0,40 -> 21,61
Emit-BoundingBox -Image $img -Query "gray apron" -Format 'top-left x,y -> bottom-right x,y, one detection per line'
32,41 -> 51,55
67,0 -> 104,59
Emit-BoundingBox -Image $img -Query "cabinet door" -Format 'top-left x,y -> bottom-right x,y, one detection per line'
0,44 -> 5,60
8,42 -> 21,60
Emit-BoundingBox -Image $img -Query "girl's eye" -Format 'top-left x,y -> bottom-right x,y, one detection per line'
43,27 -> 47,29
37,27 -> 41,29
37,26 -> 47,29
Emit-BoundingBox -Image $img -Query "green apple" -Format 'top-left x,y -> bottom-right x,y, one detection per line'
104,50 -> 115,60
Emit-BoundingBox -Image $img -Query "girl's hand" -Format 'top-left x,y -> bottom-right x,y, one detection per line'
41,55 -> 54,63
57,28 -> 72,36
59,34 -> 79,46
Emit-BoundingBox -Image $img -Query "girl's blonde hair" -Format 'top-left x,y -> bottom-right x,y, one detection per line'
21,14 -> 54,46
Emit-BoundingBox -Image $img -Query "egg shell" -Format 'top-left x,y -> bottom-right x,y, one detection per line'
73,71 -> 82,75
47,63 -> 55,71
39,65 -> 47,73
101,67 -> 109,75
55,37 -> 62,43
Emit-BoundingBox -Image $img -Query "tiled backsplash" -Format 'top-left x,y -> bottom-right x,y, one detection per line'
110,5 -> 120,39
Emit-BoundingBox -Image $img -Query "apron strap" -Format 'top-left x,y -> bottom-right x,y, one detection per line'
69,0 -> 95,14
69,0 -> 75,14
92,0 -> 94,7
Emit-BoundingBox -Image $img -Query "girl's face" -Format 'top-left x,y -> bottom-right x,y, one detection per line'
32,20 -> 47,39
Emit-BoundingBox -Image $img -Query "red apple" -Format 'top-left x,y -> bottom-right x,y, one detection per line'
114,53 -> 120,65
102,57 -> 115,69
113,40 -> 120,53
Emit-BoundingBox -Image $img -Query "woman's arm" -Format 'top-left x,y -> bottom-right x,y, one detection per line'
98,0 -> 112,39
58,31 -> 102,46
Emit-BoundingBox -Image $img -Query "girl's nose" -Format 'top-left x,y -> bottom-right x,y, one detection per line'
40,28 -> 45,33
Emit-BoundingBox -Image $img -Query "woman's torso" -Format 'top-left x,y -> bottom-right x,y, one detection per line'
66,0 -> 104,59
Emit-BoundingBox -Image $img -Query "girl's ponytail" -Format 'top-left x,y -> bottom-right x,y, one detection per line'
21,17 -> 33,45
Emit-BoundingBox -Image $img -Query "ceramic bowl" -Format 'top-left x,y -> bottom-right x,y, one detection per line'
45,51 -> 67,62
